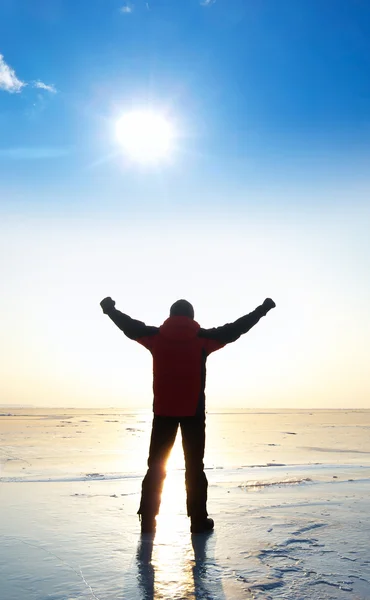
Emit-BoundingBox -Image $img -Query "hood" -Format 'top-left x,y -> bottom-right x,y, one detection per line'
159,317 -> 200,341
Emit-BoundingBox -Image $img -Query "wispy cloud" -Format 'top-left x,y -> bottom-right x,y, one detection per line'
0,54 -> 57,96
120,4 -> 133,13
201,0 -> 216,5
0,147 -> 71,160
0,54 -> 26,93
33,80 -> 57,94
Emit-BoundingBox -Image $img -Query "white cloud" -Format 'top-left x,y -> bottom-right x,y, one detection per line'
0,54 -> 26,93
201,0 -> 216,5
0,55 -> 56,96
120,4 -> 133,13
33,80 -> 57,93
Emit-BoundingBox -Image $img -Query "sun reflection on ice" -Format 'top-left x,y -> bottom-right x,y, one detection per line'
137,434 -> 197,599
152,538 -> 195,600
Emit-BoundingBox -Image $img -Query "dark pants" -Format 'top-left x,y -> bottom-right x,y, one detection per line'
138,414 -> 208,520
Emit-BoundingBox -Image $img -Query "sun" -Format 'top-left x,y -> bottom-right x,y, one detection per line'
116,110 -> 175,163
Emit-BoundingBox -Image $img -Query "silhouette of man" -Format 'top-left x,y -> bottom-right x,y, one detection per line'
100,296 -> 276,534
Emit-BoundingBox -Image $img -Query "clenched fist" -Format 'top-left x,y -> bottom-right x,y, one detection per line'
100,297 -> 116,314
262,298 -> 276,313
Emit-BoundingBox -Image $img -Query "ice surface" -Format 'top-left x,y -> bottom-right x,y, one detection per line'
1,409 -> 370,599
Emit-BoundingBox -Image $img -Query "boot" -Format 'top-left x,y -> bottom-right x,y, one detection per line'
190,517 -> 214,534
140,515 -> 157,535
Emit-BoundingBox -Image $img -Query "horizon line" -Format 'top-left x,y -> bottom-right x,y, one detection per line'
1,406 -> 369,411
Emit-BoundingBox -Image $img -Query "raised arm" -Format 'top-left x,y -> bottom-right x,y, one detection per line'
199,298 -> 276,346
100,297 -> 158,341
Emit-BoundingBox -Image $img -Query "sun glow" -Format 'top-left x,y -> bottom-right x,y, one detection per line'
116,110 -> 175,163
156,435 -> 186,536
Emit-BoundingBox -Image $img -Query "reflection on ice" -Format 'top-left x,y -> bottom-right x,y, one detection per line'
136,531 -> 225,600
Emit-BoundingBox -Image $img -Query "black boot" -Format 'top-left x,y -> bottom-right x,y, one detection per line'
140,515 -> 157,535
190,517 -> 214,534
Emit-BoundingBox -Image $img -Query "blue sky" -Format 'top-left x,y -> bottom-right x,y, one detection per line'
1,0 -> 370,408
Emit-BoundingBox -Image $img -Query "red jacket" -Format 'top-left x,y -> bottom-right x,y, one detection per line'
106,306 -> 268,417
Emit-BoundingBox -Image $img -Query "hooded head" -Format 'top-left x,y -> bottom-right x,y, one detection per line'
169,299 -> 194,320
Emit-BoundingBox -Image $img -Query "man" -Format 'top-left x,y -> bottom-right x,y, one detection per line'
100,296 -> 276,534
